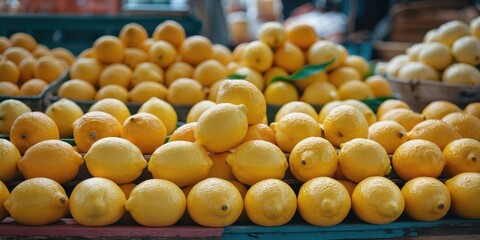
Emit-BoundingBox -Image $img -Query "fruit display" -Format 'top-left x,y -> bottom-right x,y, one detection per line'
0,18 -> 480,239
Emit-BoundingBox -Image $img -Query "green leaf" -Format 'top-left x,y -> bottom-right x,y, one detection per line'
271,59 -> 335,83
227,74 -> 247,80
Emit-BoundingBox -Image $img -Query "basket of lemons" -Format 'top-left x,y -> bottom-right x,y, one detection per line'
378,19 -> 480,112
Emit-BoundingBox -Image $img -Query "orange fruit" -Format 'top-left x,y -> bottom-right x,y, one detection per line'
207,152 -> 235,180
32,47 -> 51,59
119,22 -> 148,48
93,36 -> 125,64
95,85 -> 129,102
9,32 -> 37,52
443,138 -> 480,177
99,63 -> 132,88
179,35 -> 213,66
392,139 -> 446,181
148,40 -> 177,68
193,59 -> 227,87
57,79 -> 97,101
10,112 -> 59,154
242,123 -> 276,144
18,140 -> 83,184
34,56 -> 64,83
19,78 -> 48,96
121,113 -> 167,155
0,58 -> 19,83
122,48 -> 148,69
70,58 -> 103,86
73,111 -> 122,153
153,20 -> 186,48
0,81 -> 19,96
169,122 -> 197,143
0,36 -> 10,54
140,38 -> 155,52
274,42 -> 305,73
164,61 -> 194,87
286,23 -> 317,50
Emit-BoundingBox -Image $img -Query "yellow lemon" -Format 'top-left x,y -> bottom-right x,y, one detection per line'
70,58 -> 103,86
45,99 -> 83,138
376,99 -> 411,119
121,113 -> 167,155
128,81 -> 168,103
286,23 -> 317,50
338,139 -> 391,183
193,59 -> 227,87
451,36 -> 480,65
0,81 -> 20,96
317,100 -> 343,123
84,137 -> 147,184
270,112 -> 321,153
166,78 -> 206,105
307,40 -> 341,71
380,108 -> 424,132
18,140 -> 83,184
264,81 -> 299,105
119,23 -> 148,48
148,40 -> 177,68
274,101 -> 317,122
257,21 -> 287,48
232,67 -> 265,91
179,35 -> 213,66
186,100 -> 216,123
195,103 -> 248,153
153,20 -> 186,48
365,75 -> 393,97
187,178 -> 243,227
443,138 -> 480,177
442,63 -> 480,85
0,180 -> 9,221
342,55 -> 370,78
300,81 -> 340,105
244,179 -> 297,226
132,62 -> 164,86
226,140 -> 288,186
4,178 -> 68,225
95,84 -> 129,102
438,20 -> 470,46
216,79 -> 266,125
0,99 -> 31,134
368,120 -> 408,154
98,63 -> 132,88
464,102 -> 480,119
338,179 -> 357,196
69,177 -> 126,226
138,97 -> 178,135
125,179 -> 186,227
123,48 -> 148,69
328,66 -> 361,88
445,172 -> 480,219
343,99 -> 377,126
422,101 -> 461,120
212,44 -> 233,66
274,42 -> 305,73
165,61 -> 194,87
392,139 -> 446,181
323,105 -> 369,147
169,122 -> 197,143
418,42 -> 453,71
289,137 -> 338,182
241,40 -> 273,73
401,177 -> 450,221
57,79 -> 97,101
242,123 -> 276,145
9,32 -> 37,52
352,176 -> 405,224
93,36 -> 125,64
397,62 -> 439,81
407,119 -> 461,150
263,67 -> 289,85
148,141 -> 213,187
442,112 -> 480,141
338,80 -> 374,101
0,139 -> 21,181
0,58 -> 19,84
298,177 -> 351,226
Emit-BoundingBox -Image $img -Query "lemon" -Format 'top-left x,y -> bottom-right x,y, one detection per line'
445,172 -> 480,219
193,59 -> 227,87
338,179 -> 357,196
232,67 -> 265,91
452,36 -> 480,65
270,112 -> 321,153
165,61 -> 194,87
442,63 -> 480,85
187,178 -> 243,227
338,139 -> 391,183
289,137 -> 338,182
125,179 -> 186,227
418,42 -> 453,71
328,66 -> 361,88
226,140 -> 288,186
443,138 -> 480,177
212,44 -> 233,66
186,100 -> 216,123
0,99 -> 31,134
264,81 -> 299,105
257,21 -> 287,48
352,176 -> 405,224
365,75 -> 393,98
0,139 -> 21,181
46,99 -> 84,138
442,112 -> 480,141
241,41 -> 273,73
0,180 -> 9,221
216,80 -> 266,125
18,140 -> 84,184
318,101 -> 344,123
84,137 -> 147,184
148,141 -> 213,187
471,16 -> 480,38
300,81 -> 340,105
397,62 -> 439,81
368,121 -> 408,154
70,177 -> 126,226
422,101 -> 461,120
342,55 -> 370,78
132,62 -> 164,86
323,105 -> 369,147
307,40 -> 341,71
169,122 -> 197,143
343,99 -> 377,126
99,63 -> 132,88
297,177 -> 351,226
89,98 -> 131,125
385,54 -> 409,77
407,119 -> 461,150
207,152 -> 235,180
195,103 -> 248,153
73,111 -> 122,153
380,108 -> 425,132
275,101 -> 318,122
438,20 -> 470,46
464,102 -> 480,119
167,78 -> 206,105
242,123 -> 276,145
401,177 -> 450,221
376,99 -> 411,119
406,43 -> 426,61
4,178 -> 68,225
392,139 -> 446,181
244,179 -> 297,226
138,97 -> 178,135
338,80 -> 374,101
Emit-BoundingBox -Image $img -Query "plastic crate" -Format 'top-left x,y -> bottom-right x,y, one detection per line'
0,14 -> 201,55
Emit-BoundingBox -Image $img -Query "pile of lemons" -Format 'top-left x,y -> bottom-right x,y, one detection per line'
0,33 -> 75,97
380,17 -> 480,85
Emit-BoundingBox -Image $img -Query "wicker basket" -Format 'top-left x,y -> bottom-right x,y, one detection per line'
386,75 -> 480,112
